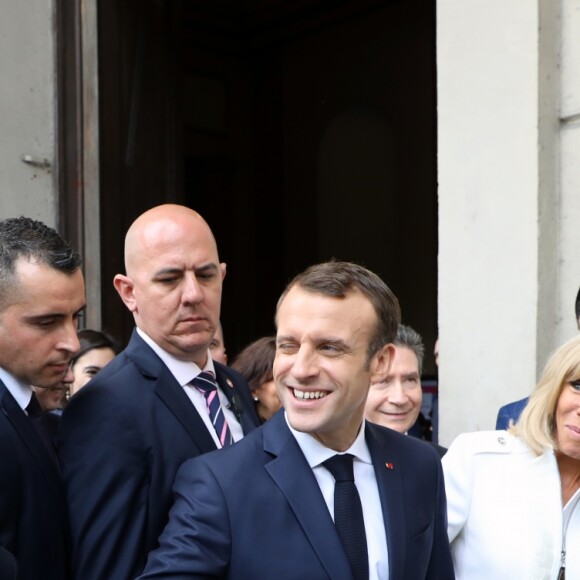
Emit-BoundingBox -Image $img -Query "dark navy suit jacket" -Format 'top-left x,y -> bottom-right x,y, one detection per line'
495,397 -> 528,430
139,411 -> 454,580
0,380 -> 71,580
0,545 -> 17,580
57,330 -> 260,580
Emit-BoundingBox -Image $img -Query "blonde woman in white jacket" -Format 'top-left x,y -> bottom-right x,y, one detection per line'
443,335 -> 580,580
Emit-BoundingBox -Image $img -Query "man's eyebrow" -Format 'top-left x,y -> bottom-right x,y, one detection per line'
153,264 -> 219,278
153,267 -> 184,278
24,305 -> 85,322
318,337 -> 348,347
194,263 -> 219,273
24,313 -> 66,322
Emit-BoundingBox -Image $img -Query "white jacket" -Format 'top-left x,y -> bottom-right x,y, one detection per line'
442,430 -> 580,580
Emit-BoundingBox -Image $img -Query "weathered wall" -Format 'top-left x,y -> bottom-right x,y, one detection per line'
0,1 -> 57,224
437,0 -> 577,444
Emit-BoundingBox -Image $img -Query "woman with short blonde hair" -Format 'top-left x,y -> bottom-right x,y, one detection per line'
443,335 -> 580,579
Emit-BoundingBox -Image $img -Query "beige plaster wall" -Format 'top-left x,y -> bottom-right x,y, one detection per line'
0,1 -> 57,225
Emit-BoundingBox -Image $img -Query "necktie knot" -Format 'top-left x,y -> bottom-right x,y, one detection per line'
192,371 -> 218,395
323,454 -> 355,483
191,372 -> 232,448
26,393 -> 43,417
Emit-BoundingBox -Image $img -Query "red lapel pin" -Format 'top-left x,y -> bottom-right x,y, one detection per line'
385,462 -> 394,470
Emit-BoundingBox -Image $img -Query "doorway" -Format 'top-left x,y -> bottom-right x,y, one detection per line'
92,0 -> 438,370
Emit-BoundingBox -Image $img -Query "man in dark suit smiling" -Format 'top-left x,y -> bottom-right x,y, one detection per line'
139,262 -> 453,580
58,204 -> 259,580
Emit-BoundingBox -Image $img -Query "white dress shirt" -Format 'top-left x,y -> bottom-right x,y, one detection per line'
0,366 -> 33,412
287,414 -> 389,580
137,328 -> 243,447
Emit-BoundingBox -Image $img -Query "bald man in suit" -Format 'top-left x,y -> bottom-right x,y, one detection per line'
59,205 -> 260,580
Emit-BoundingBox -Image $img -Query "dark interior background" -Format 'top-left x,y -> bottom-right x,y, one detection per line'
93,0 -> 438,371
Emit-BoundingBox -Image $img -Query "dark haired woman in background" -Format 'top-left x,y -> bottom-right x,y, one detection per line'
69,329 -> 121,396
231,336 -> 280,423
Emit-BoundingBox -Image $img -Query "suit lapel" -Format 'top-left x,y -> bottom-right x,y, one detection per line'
125,331 -> 218,454
214,365 -> 258,434
263,414 -> 353,580
153,366 -> 217,454
366,423 -> 406,579
0,381 -> 62,503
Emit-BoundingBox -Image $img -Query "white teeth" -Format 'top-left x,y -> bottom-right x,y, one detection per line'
294,389 -> 327,400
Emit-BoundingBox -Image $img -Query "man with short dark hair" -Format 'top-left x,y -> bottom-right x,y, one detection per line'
58,204 -> 260,580
365,324 -> 425,435
0,216 -> 85,580
139,261 -> 454,579
365,324 -> 446,456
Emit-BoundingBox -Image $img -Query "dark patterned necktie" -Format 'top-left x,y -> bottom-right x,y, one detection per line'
323,454 -> 369,580
192,372 -> 233,447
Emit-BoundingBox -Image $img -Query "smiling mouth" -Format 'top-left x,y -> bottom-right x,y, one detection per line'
293,388 -> 328,400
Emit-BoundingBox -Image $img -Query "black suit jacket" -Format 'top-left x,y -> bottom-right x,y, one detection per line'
0,380 -> 71,580
140,411 -> 454,580
430,441 -> 447,458
0,545 -> 17,580
57,329 -> 260,580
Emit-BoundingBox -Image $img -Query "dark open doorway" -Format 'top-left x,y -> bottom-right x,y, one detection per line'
93,0 -> 438,370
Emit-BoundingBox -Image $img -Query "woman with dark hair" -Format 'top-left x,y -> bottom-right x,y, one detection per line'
69,329 -> 121,396
231,336 -> 280,423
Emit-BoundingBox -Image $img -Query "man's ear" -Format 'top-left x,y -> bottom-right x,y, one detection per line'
370,344 -> 395,384
220,262 -> 227,281
113,274 -> 137,313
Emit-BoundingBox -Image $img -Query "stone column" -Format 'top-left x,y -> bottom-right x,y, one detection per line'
437,0 -> 566,443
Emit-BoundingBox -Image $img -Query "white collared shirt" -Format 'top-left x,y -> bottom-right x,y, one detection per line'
287,414 -> 389,580
136,328 -> 243,447
0,366 -> 33,412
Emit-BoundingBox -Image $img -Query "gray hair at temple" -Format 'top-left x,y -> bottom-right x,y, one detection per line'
0,217 -> 81,310
394,324 -> 425,374
276,260 -> 400,360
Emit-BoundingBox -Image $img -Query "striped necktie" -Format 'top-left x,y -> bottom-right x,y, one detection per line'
192,371 -> 233,447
